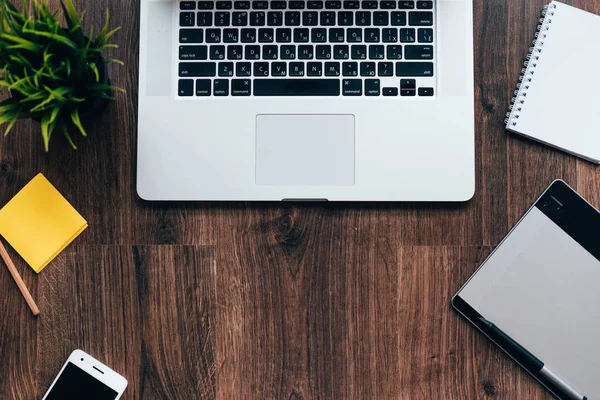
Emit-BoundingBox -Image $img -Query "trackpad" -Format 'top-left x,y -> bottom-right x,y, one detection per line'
256,115 -> 355,186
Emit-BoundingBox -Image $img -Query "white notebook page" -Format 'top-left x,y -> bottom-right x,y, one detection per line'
506,2 -> 600,162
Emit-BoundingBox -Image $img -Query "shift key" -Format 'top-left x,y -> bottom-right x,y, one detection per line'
396,62 -> 433,77
179,62 -> 216,77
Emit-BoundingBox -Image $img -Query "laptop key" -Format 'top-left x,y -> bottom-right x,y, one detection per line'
232,79 -> 252,95
316,45 -> 332,59
180,12 -> 195,27
365,79 -> 380,96
293,28 -> 309,42
180,1 -> 196,10
250,11 -> 266,26
373,12 -> 389,26
342,61 -> 358,76
233,12 -> 248,26
197,12 -> 212,26
289,62 -> 305,76
179,29 -> 203,43
400,79 -> 416,88
409,11 -> 434,26
405,45 -> 433,59
369,45 -> 384,59
196,79 -> 211,96
329,28 -> 344,42
277,28 -> 293,42
396,61 -> 433,76
378,61 -> 394,76
303,11 -> 319,26
360,62 -> 376,76
281,45 -> 296,59
271,1 -> 287,9
419,87 -> 434,96
285,11 -> 301,26
268,11 -> 283,26
178,79 -> 194,96
417,1 -> 433,9
361,1 -> 378,9
311,28 -> 327,42
210,45 -> 226,60
236,62 -> 252,76
401,88 -> 416,96
290,1 -> 305,9
381,1 -> 397,9
338,11 -> 353,26
214,79 -> 229,96
252,1 -> 268,9
320,11 -> 336,26
400,28 -> 416,42
382,28 -> 398,42
241,28 -> 257,42
365,28 -> 380,42
263,45 -> 278,59
259,28 -> 274,43
179,45 -> 208,60
334,44 -> 349,59
325,1 -> 342,9
351,45 -> 367,59
245,45 -> 260,59
179,62 -> 216,77
216,1 -> 233,9
418,28 -> 433,42
223,28 -> 239,43
325,62 -> 341,76
308,1 -> 324,9
356,11 -> 371,26
299,45 -> 314,59
347,28 -> 363,42
234,1 -> 251,9
383,87 -> 398,96
198,1 -> 214,9
219,62 -> 234,77
307,62 -> 323,76
227,45 -> 243,59
254,79 -> 340,96
206,29 -> 221,43
399,1 -> 415,9
254,62 -> 269,76
391,11 -> 407,26
272,62 -> 287,76
386,45 -> 402,59
342,79 -> 362,96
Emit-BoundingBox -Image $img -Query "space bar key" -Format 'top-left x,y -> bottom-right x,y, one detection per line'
254,79 -> 340,96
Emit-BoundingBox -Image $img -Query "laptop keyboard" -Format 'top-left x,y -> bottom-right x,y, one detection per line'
177,1 -> 435,97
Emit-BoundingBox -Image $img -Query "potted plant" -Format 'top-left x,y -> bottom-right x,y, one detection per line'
0,0 -> 123,151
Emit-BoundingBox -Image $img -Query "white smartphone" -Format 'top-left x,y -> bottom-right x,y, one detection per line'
42,349 -> 128,400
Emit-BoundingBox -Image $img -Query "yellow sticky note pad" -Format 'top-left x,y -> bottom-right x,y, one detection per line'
0,173 -> 88,273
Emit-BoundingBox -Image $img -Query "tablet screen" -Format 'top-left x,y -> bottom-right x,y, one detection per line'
457,182 -> 600,398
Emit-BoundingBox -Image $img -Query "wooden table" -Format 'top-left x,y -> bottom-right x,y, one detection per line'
1,0 -> 599,399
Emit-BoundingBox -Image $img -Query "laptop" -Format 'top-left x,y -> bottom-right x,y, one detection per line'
137,0 -> 475,201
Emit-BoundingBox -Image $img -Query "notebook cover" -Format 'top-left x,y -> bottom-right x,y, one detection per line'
505,1 -> 600,163
0,174 -> 88,273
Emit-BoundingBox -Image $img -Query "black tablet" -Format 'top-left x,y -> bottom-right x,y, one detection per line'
453,180 -> 600,400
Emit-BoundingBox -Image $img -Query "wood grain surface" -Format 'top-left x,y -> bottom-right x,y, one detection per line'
1,0 -> 599,399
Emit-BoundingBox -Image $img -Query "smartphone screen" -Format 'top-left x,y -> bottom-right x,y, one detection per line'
45,362 -> 119,400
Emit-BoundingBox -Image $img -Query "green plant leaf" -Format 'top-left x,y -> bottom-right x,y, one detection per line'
70,108 -> 86,137
0,33 -> 41,51
89,61 -> 99,82
22,26 -> 76,48
3,117 -> 17,136
63,127 -> 76,149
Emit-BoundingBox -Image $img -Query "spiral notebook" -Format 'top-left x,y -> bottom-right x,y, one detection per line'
505,1 -> 600,163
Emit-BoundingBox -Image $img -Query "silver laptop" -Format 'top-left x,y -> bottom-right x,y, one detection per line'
137,0 -> 475,201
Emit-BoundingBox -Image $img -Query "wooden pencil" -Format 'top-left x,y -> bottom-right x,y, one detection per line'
0,239 -> 40,316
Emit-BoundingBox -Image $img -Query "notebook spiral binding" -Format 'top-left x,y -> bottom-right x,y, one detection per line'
505,3 -> 557,127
